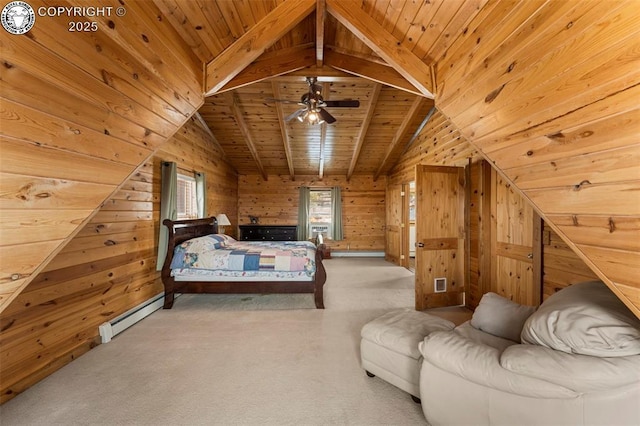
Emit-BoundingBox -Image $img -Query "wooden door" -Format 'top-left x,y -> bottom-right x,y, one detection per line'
415,165 -> 466,309
385,183 -> 403,265
490,168 -> 542,306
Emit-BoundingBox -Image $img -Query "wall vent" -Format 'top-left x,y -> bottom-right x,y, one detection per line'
434,278 -> 447,293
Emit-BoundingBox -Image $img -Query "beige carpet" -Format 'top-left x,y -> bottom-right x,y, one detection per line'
0,258 -> 471,425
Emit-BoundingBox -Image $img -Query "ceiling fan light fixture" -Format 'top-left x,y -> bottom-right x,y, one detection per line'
298,108 -> 325,125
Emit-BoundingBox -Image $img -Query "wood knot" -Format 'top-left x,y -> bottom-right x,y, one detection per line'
101,70 -> 113,86
573,180 -> 591,191
108,20 -> 115,29
484,84 -> 505,103
3,61 -> 14,69
548,132 -> 565,140
608,217 -> 616,233
141,34 -> 149,43
1,319 -> 16,332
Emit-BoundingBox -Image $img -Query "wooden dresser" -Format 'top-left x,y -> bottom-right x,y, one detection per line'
239,225 -> 297,241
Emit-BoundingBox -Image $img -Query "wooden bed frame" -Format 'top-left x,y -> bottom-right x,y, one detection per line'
161,217 -> 327,309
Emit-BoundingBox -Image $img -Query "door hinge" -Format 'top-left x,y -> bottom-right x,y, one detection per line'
400,223 -> 405,228
401,191 -> 405,196
400,255 -> 405,260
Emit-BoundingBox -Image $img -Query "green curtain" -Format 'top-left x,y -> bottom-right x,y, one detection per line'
297,186 -> 310,240
331,186 -> 344,241
195,171 -> 207,218
156,161 -> 177,271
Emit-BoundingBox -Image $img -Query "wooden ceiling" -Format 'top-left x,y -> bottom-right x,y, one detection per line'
155,0 -> 485,179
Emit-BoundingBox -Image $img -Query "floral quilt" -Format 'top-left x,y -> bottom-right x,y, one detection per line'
170,234 -> 317,277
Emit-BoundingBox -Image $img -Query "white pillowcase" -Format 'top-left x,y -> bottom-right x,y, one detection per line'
471,292 -> 537,342
521,281 -> 640,357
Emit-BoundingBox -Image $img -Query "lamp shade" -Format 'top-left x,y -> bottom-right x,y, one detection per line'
216,213 -> 231,226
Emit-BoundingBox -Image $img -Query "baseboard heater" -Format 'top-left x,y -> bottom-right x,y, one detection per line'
331,251 -> 385,258
98,293 -> 168,343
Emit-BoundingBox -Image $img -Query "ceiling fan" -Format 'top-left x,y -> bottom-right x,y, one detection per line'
267,77 -> 360,125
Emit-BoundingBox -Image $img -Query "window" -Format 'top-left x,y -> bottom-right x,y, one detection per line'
177,173 -> 197,220
309,189 -> 332,239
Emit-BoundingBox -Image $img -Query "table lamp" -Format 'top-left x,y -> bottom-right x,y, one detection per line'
216,213 -> 231,234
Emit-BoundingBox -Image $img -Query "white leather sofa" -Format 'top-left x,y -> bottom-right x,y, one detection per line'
360,308 -> 454,401
418,281 -> 640,426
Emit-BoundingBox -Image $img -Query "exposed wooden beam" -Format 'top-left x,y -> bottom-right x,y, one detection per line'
205,0 -> 316,96
222,92 -> 268,181
347,83 -> 382,180
374,97 -> 428,180
275,68 -> 360,80
193,112 -> 230,163
319,123 -> 327,179
319,82 -> 330,179
316,0 -> 326,67
326,0 -> 434,98
217,46 -> 316,94
271,82 -> 296,180
402,105 -> 436,154
325,50 -> 423,97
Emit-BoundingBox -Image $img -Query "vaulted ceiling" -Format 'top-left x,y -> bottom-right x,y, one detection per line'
156,0 -> 483,179
2,0 -> 637,318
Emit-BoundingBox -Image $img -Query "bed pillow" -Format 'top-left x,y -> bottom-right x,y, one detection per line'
470,292 -> 537,342
211,234 -> 235,247
170,234 -> 234,269
521,281 -> 640,357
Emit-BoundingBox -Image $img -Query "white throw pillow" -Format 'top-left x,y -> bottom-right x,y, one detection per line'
471,292 -> 537,342
521,281 -> 640,357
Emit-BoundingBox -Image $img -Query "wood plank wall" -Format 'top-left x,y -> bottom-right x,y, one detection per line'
388,109 -> 479,183
467,160 -> 600,310
388,111 -> 599,311
435,0 -> 640,316
0,117 -> 238,403
237,175 -> 386,251
543,223 -> 599,301
0,0 -> 204,312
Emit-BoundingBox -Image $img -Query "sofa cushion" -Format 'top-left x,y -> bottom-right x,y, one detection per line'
361,308 -> 454,359
521,281 -> 640,357
419,330 -> 578,398
455,321 -> 517,352
470,292 -> 537,342
501,344 -> 640,392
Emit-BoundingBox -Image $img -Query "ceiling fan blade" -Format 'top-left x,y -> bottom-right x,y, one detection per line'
318,108 -> 336,124
285,108 -> 306,122
323,100 -> 360,108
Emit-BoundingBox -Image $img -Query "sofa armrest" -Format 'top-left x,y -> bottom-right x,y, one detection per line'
501,344 -> 640,392
419,331 -> 578,398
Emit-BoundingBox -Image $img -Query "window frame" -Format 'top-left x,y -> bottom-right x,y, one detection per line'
308,188 -> 333,239
176,173 -> 198,220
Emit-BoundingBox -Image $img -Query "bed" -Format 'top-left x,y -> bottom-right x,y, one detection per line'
161,217 -> 327,309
